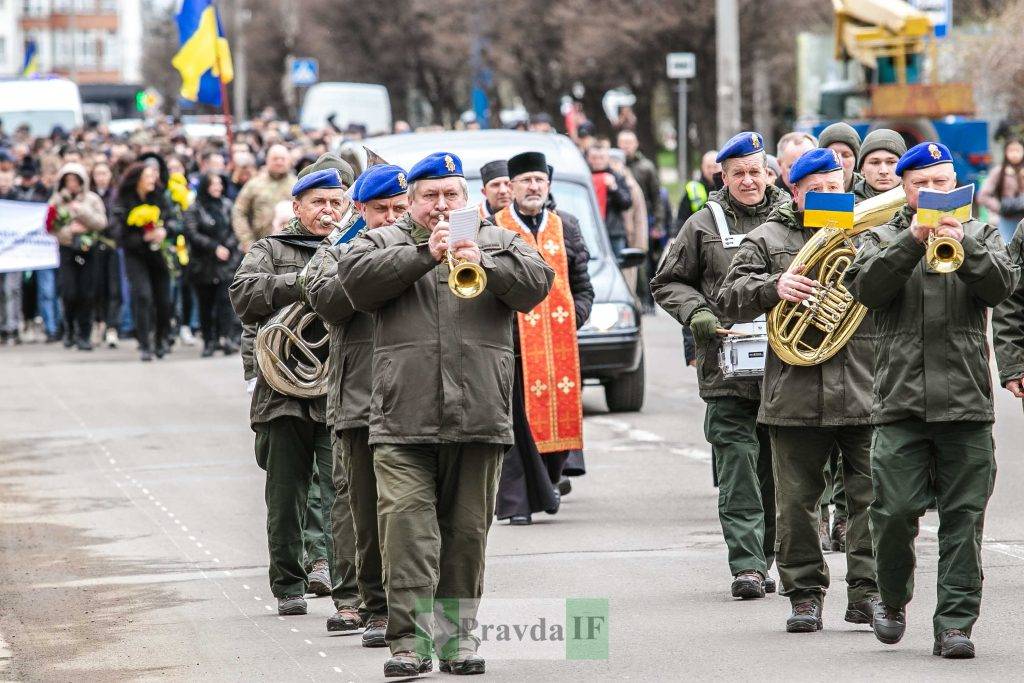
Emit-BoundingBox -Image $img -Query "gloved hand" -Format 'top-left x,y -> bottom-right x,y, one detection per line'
689,308 -> 721,345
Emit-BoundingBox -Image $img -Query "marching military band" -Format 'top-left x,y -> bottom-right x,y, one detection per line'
231,125 -> 1022,676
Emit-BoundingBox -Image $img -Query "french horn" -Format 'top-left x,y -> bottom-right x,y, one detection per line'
766,186 -> 906,366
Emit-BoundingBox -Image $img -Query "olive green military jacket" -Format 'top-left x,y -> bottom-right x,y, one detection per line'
229,220 -> 328,428
993,222 -> 1024,385
337,213 -> 554,446
651,185 -> 788,400
853,177 -> 880,203
717,202 -> 875,426
845,205 -> 1019,424
305,216 -> 374,434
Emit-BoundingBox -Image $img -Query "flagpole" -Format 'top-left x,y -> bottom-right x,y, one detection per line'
212,1 -> 234,147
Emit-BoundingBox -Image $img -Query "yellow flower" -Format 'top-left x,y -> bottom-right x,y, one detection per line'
168,172 -> 193,211
126,203 -> 161,227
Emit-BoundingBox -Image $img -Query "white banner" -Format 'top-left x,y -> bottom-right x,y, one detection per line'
0,200 -> 59,273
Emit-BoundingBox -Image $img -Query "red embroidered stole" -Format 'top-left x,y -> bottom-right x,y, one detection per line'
495,207 -> 584,453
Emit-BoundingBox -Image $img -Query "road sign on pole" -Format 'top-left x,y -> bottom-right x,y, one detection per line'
666,52 -> 696,80
289,58 -> 319,87
667,52 -> 696,183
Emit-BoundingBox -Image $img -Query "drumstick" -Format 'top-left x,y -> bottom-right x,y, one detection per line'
716,328 -> 748,336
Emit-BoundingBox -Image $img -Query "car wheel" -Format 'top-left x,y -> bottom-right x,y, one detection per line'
604,355 -> 645,412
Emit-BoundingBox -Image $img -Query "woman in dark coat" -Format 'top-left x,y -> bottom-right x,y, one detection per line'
112,161 -> 175,361
183,172 -> 241,356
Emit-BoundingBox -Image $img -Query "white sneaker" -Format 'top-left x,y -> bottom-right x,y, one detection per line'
179,327 -> 197,346
105,328 -> 119,348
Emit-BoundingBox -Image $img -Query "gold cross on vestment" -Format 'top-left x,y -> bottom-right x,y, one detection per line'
557,376 -> 576,394
551,306 -> 570,324
531,380 -> 548,397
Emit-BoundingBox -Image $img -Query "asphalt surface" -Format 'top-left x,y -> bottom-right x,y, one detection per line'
1,313 -> 1023,681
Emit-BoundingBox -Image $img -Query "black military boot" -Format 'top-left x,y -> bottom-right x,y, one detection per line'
384,651 -> 432,678
361,617 -> 387,648
831,516 -> 847,552
307,558 -> 331,596
872,602 -> 906,644
439,653 -> 486,675
934,629 -> 975,658
731,570 -> 765,599
786,600 -> 823,633
277,595 -> 307,616
326,606 -> 364,632
763,575 -> 777,594
845,596 -> 880,624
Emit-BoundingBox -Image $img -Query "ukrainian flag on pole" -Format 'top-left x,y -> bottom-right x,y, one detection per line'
172,0 -> 234,106
21,39 -> 40,78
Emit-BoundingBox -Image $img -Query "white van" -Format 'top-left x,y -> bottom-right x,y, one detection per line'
0,78 -> 83,136
300,82 -> 391,135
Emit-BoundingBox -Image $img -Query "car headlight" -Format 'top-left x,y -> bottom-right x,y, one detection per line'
580,303 -> 637,333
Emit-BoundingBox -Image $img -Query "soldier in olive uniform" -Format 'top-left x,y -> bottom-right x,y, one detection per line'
306,164 -> 410,647
338,152 -> 554,678
845,142 -> 1019,659
853,129 -> 907,202
718,148 -> 879,633
229,166 -> 352,617
652,131 -> 787,599
993,219 -> 1024,401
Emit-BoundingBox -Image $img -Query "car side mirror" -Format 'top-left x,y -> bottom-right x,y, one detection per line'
616,247 -> 646,269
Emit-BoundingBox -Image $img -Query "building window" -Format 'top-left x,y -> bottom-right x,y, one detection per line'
22,0 -> 49,17
101,30 -> 119,70
53,30 -> 72,66
53,0 -> 72,12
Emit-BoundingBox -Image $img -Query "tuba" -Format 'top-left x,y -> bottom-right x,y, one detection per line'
766,186 -> 906,366
253,213 -> 350,398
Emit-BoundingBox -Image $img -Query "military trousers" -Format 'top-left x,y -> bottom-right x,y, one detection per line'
374,442 -> 503,656
335,427 -> 386,617
869,418 -> 996,637
254,416 -> 335,599
328,433 -> 360,609
703,397 -> 775,577
302,466 -> 329,566
820,449 -> 848,522
769,424 -> 877,605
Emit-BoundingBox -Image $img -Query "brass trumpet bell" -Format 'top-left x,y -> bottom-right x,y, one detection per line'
447,253 -> 487,299
926,233 -> 964,273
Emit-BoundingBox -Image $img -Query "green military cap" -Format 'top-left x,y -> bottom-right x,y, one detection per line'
297,152 -> 355,187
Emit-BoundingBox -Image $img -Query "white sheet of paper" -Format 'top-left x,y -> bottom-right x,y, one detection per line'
448,206 -> 480,245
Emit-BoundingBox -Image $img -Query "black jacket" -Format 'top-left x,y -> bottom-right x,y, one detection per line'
595,169 -> 632,239
558,209 -> 595,328
112,191 -> 178,258
184,197 -> 241,285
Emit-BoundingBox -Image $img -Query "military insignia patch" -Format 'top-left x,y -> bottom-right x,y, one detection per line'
751,133 -> 761,149
444,155 -> 456,173
928,143 -> 941,160
397,172 -> 407,189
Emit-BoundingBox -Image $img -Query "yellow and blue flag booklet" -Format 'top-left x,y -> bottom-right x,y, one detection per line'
804,192 -> 855,230
917,185 -> 974,227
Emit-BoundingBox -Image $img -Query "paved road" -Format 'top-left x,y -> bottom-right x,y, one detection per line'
1,313 -> 1022,681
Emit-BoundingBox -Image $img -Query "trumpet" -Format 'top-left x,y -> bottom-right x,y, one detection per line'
925,230 -> 964,273
447,248 -> 487,299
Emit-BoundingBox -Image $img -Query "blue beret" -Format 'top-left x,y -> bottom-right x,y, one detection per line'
789,148 -> 843,186
407,152 -> 463,183
716,131 -> 765,163
354,164 -> 408,203
292,168 -> 344,197
895,141 -> 953,176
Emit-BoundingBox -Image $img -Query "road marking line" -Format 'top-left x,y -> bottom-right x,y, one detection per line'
921,524 -> 1024,561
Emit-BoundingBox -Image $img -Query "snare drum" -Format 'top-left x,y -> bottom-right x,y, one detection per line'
718,316 -> 768,379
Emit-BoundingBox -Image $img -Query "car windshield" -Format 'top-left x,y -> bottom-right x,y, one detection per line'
467,178 -> 603,259
0,110 -> 77,137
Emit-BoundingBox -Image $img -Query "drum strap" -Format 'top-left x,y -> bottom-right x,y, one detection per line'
707,201 -> 744,249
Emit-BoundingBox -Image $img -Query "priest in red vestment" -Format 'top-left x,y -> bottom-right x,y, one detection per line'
492,151 -> 594,525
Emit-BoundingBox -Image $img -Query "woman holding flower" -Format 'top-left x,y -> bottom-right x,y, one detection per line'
112,161 -> 174,361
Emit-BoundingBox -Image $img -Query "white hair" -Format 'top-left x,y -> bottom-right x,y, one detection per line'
721,151 -> 768,173
407,177 -> 469,200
